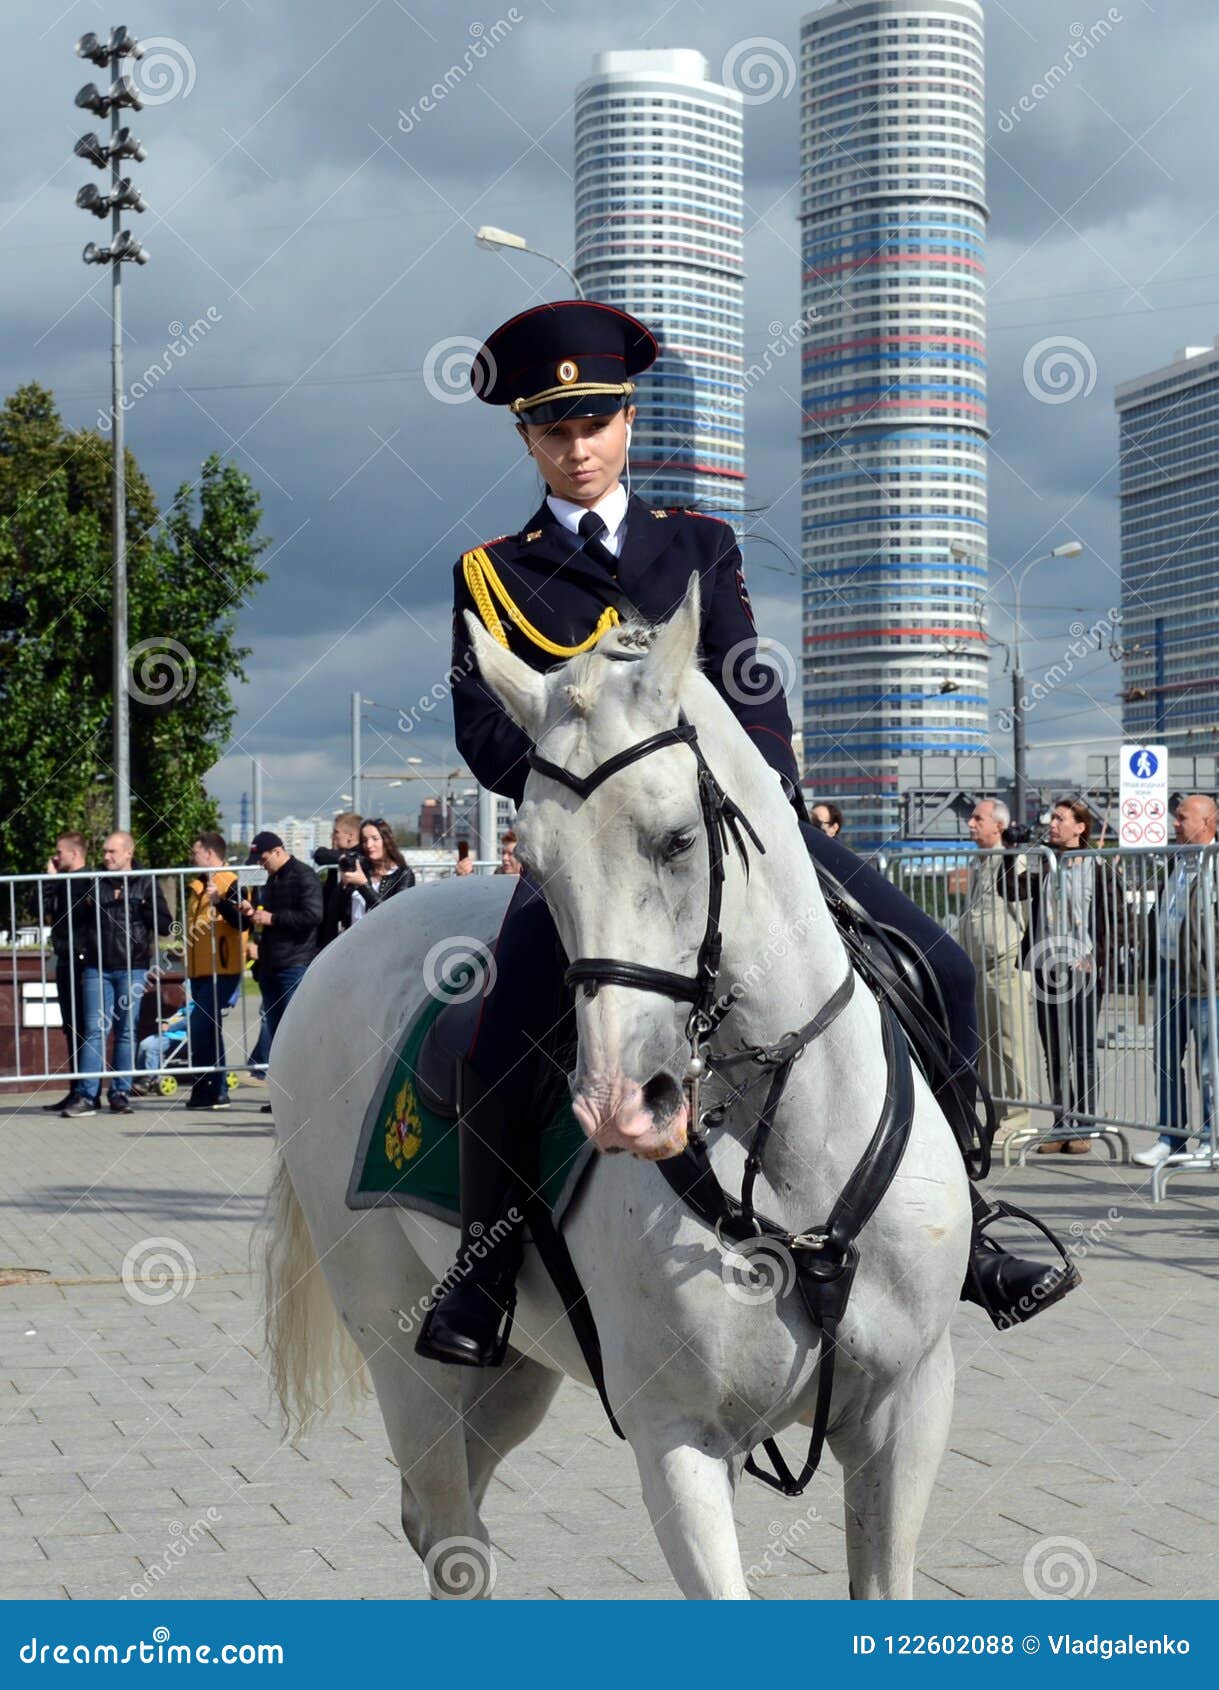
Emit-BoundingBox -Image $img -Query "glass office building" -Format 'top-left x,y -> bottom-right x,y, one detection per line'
1116,338 -> 1219,749
800,0 -> 990,847
574,50 -> 746,519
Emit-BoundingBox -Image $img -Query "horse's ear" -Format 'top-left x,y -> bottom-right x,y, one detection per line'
464,612 -> 546,738
636,573 -> 701,716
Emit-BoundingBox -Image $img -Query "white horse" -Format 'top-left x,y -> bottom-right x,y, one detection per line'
264,581 -> 971,1600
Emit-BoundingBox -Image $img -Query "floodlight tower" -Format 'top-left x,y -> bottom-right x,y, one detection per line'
74,25 -> 150,833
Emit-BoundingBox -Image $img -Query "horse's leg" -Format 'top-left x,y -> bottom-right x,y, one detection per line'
462,1353 -> 563,1509
631,1431 -> 750,1600
828,1332 -> 955,1600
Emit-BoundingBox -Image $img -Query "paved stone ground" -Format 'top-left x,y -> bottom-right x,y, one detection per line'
2,1083 -> 1217,1602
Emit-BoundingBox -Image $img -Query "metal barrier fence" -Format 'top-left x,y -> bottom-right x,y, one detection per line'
8,849 -> 1218,1200
877,844 -> 1219,1199
0,859 -> 503,1099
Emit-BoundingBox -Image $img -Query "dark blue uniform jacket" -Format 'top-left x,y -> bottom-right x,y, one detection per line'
451,493 -> 800,807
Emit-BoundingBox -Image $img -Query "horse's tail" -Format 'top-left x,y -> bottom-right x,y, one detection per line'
263,1157 -> 369,1441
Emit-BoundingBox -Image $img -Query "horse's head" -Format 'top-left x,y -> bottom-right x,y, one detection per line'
466,576 -> 731,1160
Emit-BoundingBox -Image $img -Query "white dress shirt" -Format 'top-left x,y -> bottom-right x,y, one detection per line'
545,483 -> 628,559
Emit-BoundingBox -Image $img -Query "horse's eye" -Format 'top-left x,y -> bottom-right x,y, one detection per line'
663,831 -> 696,862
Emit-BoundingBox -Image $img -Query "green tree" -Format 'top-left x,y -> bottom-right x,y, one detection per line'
0,384 -> 268,873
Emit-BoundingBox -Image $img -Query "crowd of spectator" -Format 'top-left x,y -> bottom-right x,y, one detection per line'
37,813 -> 519,1118
963,791 -> 1219,1165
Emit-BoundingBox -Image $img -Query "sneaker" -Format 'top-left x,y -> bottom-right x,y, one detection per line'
1132,1140 -> 1176,1168
108,1093 -> 133,1115
61,1096 -> 100,1118
41,1092 -> 78,1112
260,1103 -> 273,1114
183,1097 -> 230,1111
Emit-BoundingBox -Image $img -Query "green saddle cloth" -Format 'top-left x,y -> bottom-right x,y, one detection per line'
345,991 -> 588,1223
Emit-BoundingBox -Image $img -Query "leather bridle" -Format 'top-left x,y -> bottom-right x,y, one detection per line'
529,713 -> 765,1074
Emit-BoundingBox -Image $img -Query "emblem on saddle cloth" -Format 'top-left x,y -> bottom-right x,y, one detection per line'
384,1078 -> 424,1171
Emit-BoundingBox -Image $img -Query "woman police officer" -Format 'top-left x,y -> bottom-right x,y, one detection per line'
415,300 -> 1077,1368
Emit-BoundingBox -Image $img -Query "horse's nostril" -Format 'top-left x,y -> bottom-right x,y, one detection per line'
642,1071 -> 683,1127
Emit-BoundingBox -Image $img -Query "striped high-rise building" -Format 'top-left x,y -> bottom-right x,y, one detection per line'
1116,338 -> 1219,750
573,49 -> 746,518
799,0 -> 989,847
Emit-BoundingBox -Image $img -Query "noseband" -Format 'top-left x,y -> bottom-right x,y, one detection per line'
527,713 -> 764,1061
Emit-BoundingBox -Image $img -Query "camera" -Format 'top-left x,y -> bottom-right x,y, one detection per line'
1002,822 -> 1033,847
338,852 -> 359,874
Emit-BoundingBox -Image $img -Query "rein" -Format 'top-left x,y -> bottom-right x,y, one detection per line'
526,711 -> 914,1496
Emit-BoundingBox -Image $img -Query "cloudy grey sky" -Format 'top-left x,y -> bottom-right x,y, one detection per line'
6,0 -> 1214,830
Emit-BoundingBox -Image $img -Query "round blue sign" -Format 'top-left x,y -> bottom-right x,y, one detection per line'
1128,748 -> 1159,780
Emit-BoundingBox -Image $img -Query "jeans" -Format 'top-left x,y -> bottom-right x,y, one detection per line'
187,974 -> 242,1103
54,959 -> 85,1093
1155,973 -> 1216,1148
79,967 -> 147,1101
259,967 -> 308,1051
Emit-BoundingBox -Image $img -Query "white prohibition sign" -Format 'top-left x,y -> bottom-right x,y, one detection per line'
1144,820 -> 1166,845
1121,820 -> 1143,844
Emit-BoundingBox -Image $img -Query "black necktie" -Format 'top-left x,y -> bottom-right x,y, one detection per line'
577,509 -> 618,575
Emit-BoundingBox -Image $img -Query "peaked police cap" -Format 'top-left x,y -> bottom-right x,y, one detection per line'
470,299 -> 658,423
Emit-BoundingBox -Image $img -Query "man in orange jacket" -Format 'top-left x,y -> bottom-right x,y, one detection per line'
184,830 -> 244,1110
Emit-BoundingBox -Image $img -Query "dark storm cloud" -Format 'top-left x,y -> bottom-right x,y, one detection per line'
5,0 -> 1217,824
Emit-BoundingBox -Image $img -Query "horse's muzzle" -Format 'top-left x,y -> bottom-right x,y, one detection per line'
571,1070 -> 689,1160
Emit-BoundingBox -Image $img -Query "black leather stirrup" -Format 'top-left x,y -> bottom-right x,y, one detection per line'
414,1062 -> 526,1368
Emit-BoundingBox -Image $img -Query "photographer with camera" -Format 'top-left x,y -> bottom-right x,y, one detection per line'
313,811 -> 362,950
340,818 -> 414,923
962,799 -> 1035,1144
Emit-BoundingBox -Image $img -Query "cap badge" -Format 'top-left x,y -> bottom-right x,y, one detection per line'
556,358 -> 579,385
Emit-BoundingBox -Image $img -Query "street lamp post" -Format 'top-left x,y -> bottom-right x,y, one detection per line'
953,539 -> 1085,823
474,225 -> 585,297
74,26 -> 150,834
1010,541 -> 1085,823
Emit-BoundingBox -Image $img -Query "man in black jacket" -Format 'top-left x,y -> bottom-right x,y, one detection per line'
63,831 -> 172,1117
42,830 -> 90,1112
224,832 -> 322,1063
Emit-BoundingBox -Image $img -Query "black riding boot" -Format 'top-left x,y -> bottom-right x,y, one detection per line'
414,1065 -> 527,1368
962,1186 -> 1080,1330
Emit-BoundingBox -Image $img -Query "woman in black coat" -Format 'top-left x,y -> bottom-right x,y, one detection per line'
340,818 -> 414,923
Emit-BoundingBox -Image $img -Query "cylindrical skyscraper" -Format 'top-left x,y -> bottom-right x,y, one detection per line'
574,49 -> 746,519
800,0 -> 989,847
